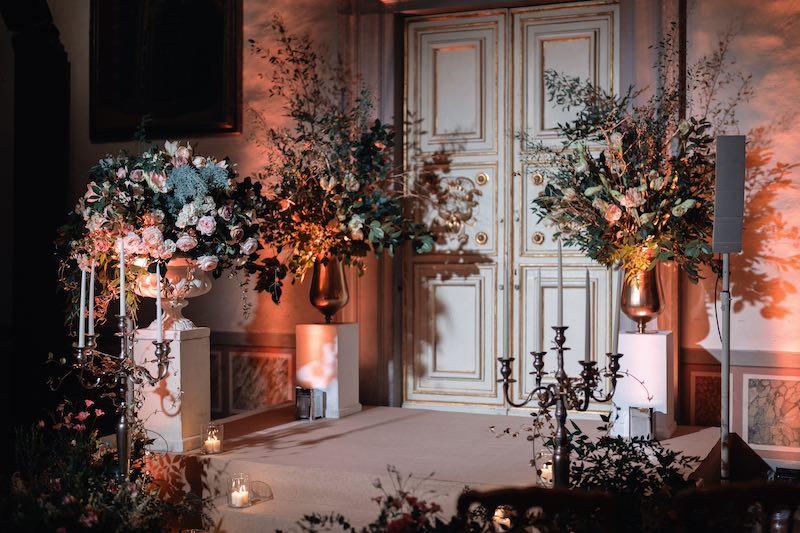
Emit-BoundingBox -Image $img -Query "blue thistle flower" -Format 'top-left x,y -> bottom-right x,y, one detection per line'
201,163 -> 231,189
167,165 -> 207,204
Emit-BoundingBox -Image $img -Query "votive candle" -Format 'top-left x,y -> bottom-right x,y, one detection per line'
228,473 -> 251,508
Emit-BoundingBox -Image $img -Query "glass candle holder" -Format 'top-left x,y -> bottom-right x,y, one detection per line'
202,423 -> 223,454
534,451 -> 554,488
228,473 -> 252,508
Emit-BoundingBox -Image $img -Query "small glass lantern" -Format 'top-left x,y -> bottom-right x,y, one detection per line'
228,473 -> 252,508
202,423 -> 223,454
534,451 -> 554,488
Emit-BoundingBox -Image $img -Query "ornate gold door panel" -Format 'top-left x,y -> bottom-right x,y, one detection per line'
404,2 -> 619,413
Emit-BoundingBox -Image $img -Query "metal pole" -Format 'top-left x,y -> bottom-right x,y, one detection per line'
553,396 -> 570,488
720,253 -> 731,482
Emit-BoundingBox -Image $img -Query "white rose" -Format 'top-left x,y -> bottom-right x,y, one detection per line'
156,239 -> 176,260
175,234 -> 198,252
197,255 -> 219,272
240,237 -> 259,255
192,156 -> 207,167
229,225 -> 244,243
164,140 -> 178,156
116,167 -> 128,179
129,169 -> 145,182
196,215 -> 217,236
175,203 -> 198,229
141,226 -> 164,249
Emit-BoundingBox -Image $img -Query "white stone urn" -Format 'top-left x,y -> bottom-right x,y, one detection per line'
134,257 -> 212,331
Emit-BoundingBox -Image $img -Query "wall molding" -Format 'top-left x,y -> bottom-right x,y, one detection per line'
683,347 -> 800,369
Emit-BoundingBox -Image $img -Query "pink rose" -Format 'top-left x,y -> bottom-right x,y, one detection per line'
73,424 -> 86,432
218,205 -> 233,221
93,238 -> 109,253
229,225 -> 244,243
147,171 -> 168,193
197,255 -> 218,272
94,409 -> 104,417
240,237 -> 259,255
122,233 -> 141,253
84,399 -> 94,407
196,215 -> 217,236
172,145 -> 192,167
141,226 -> 164,249
619,188 -> 646,208
157,239 -> 176,260
135,240 -> 149,256
176,234 -> 198,252
116,166 -> 128,179
604,204 -> 623,224
129,169 -> 145,182
76,411 -> 90,422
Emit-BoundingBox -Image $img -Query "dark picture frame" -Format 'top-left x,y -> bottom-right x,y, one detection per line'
90,0 -> 242,142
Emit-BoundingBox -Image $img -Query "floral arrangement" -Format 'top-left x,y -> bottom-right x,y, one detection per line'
56,141 -> 285,323
250,17 -> 434,280
529,31 -> 749,282
530,72 -> 716,282
1,400 -> 207,532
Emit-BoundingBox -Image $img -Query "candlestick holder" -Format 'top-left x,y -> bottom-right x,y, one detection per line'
72,312 -> 172,478
498,326 -> 622,488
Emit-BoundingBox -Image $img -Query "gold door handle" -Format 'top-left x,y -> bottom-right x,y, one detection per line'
531,231 -> 545,245
476,172 -> 489,186
475,231 -> 489,245
531,172 -> 544,186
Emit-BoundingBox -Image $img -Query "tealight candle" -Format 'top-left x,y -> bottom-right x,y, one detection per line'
535,451 -> 554,488
228,473 -> 251,508
202,423 -> 223,454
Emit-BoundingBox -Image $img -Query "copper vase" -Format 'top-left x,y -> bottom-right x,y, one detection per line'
309,256 -> 349,323
621,264 -> 664,334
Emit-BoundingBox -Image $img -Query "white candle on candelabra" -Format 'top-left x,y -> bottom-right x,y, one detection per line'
585,269 -> 591,362
78,263 -> 86,348
611,267 -> 622,354
230,486 -> 249,507
536,268 -> 543,352
88,260 -> 95,336
156,262 -> 163,343
503,266 -> 510,357
556,237 -> 564,327
119,238 -> 126,317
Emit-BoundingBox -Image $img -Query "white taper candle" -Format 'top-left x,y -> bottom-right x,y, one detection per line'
556,237 -> 564,327
119,238 -> 126,317
88,260 -> 95,336
611,267 -> 623,354
156,262 -> 163,342
585,269 -> 591,362
503,265 -> 510,357
78,262 -> 86,348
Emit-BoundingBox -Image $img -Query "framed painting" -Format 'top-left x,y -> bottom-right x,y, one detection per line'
90,0 -> 242,141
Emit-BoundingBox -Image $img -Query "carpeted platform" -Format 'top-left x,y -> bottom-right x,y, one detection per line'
187,406 -> 719,531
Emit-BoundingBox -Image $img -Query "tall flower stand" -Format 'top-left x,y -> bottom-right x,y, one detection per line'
134,326 -> 211,452
611,330 -> 677,440
295,323 -> 361,418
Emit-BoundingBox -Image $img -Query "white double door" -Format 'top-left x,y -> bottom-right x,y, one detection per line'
403,2 -> 619,414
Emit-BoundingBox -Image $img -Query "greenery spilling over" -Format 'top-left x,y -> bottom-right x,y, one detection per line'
1,400 -> 208,532
250,16 -> 434,280
529,28 -> 750,282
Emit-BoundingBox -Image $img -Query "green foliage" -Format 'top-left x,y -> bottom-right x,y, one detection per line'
567,423 -> 700,532
250,16 -> 434,280
1,400 -> 208,532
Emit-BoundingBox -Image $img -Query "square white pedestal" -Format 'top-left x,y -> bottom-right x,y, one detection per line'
295,323 -> 361,418
134,327 -> 210,452
612,330 -> 676,440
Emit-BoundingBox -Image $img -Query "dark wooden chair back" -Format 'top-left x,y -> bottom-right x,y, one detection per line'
456,485 -> 617,532
674,481 -> 800,533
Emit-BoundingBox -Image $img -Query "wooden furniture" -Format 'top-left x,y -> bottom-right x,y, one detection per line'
674,481 -> 800,533
457,485 -> 617,533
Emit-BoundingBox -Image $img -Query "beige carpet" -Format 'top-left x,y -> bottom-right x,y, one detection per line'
198,406 -> 718,532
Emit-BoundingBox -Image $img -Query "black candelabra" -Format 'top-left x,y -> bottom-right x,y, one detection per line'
498,326 -> 622,488
73,313 -> 171,478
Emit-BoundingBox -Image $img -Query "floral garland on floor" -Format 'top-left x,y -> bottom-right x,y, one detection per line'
56,141 -> 286,324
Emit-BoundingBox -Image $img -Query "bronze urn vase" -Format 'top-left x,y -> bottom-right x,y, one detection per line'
309,255 -> 349,323
621,263 -> 664,334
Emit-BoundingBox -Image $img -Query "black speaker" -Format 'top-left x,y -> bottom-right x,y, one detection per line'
712,135 -> 746,253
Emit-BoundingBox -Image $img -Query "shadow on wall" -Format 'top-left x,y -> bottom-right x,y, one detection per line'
720,124 -> 800,320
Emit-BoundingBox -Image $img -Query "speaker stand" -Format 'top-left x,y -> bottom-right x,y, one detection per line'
720,253 -> 731,483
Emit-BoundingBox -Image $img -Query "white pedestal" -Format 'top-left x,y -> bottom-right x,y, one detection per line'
295,323 -> 361,418
612,330 -> 677,440
134,327 -> 210,452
